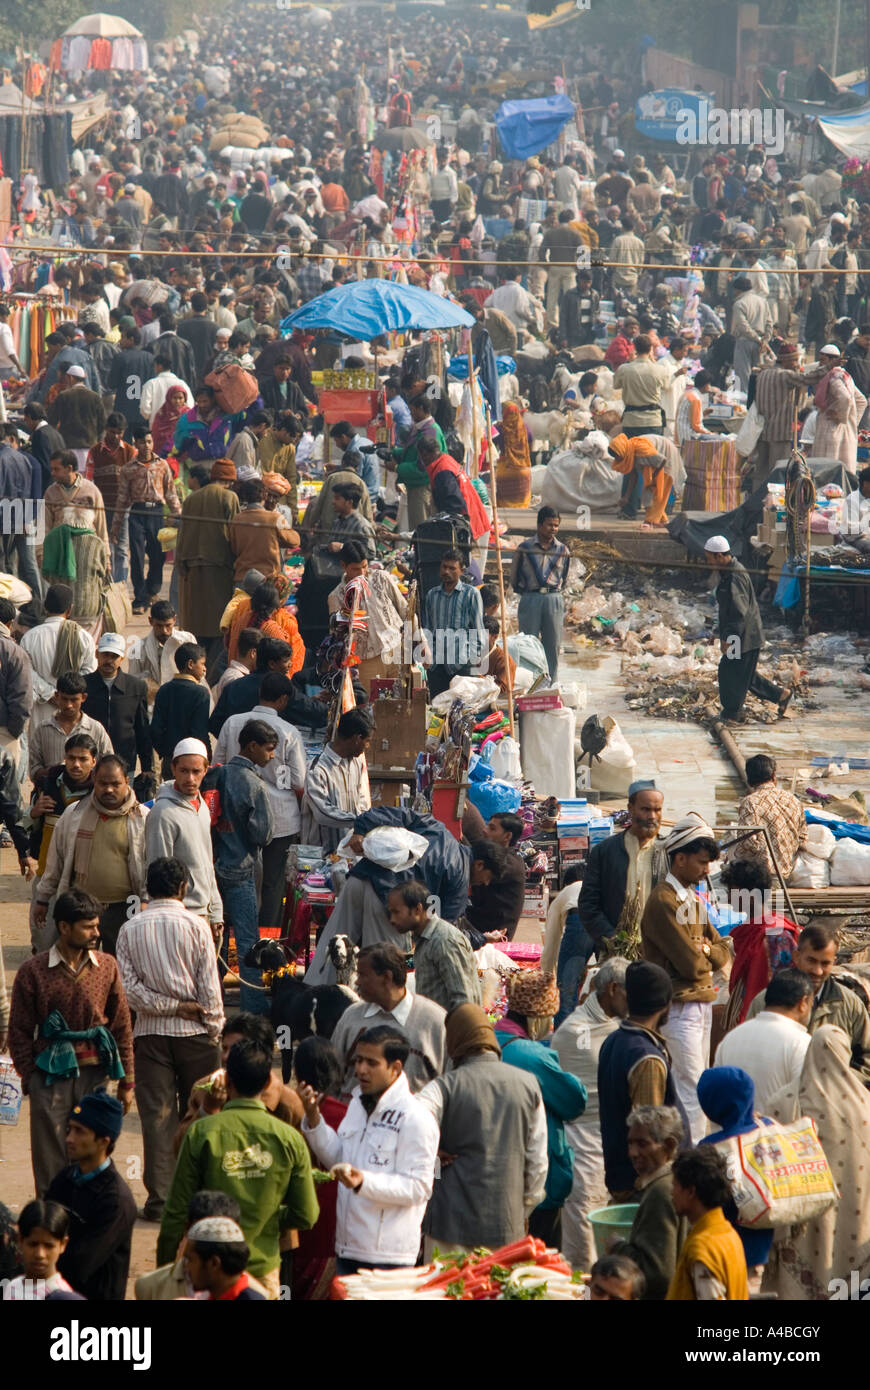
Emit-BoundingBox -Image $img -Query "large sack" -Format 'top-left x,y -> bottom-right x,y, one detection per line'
830,837 -> 870,886
586,714 -> 636,797
519,705 -> 577,800
541,429 -> 622,514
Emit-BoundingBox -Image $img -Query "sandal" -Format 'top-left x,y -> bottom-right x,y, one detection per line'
777,688 -> 793,717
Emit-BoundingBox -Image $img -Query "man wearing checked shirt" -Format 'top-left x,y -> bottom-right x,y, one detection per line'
421,549 -> 487,699
510,505 -> 570,681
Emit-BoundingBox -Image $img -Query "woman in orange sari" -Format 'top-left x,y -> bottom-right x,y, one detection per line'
608,432 -> 671,527
495,400 -> 532,507
226,576 -> 306,672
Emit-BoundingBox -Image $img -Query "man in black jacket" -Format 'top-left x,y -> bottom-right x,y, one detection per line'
46,1090 -> 137,1301
177,293 -> 219,383
577,781 -> 668,955
83,632 -> 152,773
209,637 -> 330,737
705,534 -> 791,724
148,311 -> 198,389
259,356 -> 307,416
22,402 -> 65,491
108,325 -> 155,434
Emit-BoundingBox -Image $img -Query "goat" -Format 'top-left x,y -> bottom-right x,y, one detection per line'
523,408 -> 580,461
244,937 -> 359,1080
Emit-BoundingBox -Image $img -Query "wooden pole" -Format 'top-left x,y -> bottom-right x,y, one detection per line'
485,404 -> 514,737
467,328 -> 480,481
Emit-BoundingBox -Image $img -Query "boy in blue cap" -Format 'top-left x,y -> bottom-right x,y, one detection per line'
45,1090 -> 137,1301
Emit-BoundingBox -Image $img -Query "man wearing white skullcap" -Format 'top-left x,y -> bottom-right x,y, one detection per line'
185,1216 -> 267,1300
704,535 -> 792,724
640,813 -> 730,1142
811,341 -> 868,469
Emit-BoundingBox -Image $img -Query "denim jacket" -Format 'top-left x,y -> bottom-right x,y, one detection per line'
213,755 -> 274,881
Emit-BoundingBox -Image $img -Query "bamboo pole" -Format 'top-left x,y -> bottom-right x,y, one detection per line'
467,327 -> 480,482
485,404 -> 514,737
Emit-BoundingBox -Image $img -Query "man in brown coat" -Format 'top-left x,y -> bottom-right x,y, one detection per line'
175,458 -> 240,666
47,365 -> 107,474
640,813 -> 730,1144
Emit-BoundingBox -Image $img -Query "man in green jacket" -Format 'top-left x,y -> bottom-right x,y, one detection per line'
156,1038 -> 319,1297
386,395 -> 445,531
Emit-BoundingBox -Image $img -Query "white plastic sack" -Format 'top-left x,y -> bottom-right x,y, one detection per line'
489,735 -> 523,782
362,827 -> 430,871
802,823 -> 836,861
788,851 -> 830,889
512,664 -> 534,695
587,714 -> 637,797
830,837 -> 870,886
558,681 -> 586,711
540,443 -> 623,514
520,705 -> 577,800
735,402 -> 765,457
431,675 -> 501,714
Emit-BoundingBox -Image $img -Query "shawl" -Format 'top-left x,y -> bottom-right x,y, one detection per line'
814,365 -> 845,412
72,787 -> 139,887
497,402 -> 532,470
152,388 -> 188,456
42,524 -> 92,581
765,1025 -> 870,1300
446,1003 -> 501,1063
608,432 -> 657,475
35,1008 -> 124,1085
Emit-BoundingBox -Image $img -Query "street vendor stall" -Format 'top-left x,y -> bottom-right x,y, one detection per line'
51,14 -> 148,73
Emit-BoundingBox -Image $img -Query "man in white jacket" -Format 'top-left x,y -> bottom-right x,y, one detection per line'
299,1025 -> 439,1275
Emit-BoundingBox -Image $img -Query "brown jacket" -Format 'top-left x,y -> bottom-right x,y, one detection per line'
229,506 -> 298,583
640,878 -> 730,1003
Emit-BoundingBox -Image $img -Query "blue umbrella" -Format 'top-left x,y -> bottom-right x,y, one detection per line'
281,278 -> 474,339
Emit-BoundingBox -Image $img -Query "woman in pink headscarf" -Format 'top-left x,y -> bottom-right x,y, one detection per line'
151,386 -> 188,463
810,344 -> 867,472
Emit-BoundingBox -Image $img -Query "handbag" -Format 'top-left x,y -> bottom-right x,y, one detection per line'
711,1115 -> 838,1228
735,401 -> 766,457
101,580 -> 132,634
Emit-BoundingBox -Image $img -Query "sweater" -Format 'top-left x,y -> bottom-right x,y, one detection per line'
615,1166 -> 687,1300
667,1206 -> 749,1301
144,782 -> 223,922
150,677 -> 212,762
9,948 -> 135,1088
598,1021 -> 687,1194
46,1161 -> 137,1301
640,879 -> 730,1004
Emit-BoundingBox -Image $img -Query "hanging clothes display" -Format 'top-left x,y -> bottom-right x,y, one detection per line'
24,62 -> 47,98
66,35 -> 91,73
88,37 -> 113,70
49,39 -> 63,73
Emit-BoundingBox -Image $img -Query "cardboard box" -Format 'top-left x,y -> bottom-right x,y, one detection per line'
368,689 -> 428,770
557,835 -> 589,851
516,692 -> 563,712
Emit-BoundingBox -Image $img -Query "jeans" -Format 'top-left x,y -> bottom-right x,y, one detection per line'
554,910 -> 594,1029
660,1000 -> 713,1143
517,591 -> 564,681
218,874 -> 269,1014
2,532 -> 42,599
128,503 -> 164,606
107,508 -> 129,583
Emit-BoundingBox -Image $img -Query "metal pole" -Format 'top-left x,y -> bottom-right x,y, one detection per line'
831,0 -> 842,77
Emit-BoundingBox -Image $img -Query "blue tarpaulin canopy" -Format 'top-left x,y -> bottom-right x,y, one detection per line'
281,278 -> 474,339
494,94 -> 575,160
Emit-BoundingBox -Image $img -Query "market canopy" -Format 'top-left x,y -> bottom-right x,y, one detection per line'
494,94 -> 574,160
63,12 -> 143,36
281,278 -> 474,338
817,101 -> 870,161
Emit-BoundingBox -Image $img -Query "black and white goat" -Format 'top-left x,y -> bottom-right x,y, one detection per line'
244,937 -> 359,1080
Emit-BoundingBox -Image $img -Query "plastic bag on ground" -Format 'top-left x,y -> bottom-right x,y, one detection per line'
806,633 -> 864,665
644,623 -> 682,656
507,633 -> 548,679
830,838 -> 870,886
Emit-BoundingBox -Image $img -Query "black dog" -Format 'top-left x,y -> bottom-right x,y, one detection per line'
244,938 -> 358,1080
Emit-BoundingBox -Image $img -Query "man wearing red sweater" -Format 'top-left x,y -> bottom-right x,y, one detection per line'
9,887 -> 134,1195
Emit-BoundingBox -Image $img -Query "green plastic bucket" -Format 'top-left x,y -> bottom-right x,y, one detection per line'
588,1204 -> 639,1257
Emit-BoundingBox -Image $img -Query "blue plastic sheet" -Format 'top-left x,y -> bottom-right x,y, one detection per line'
281,279 -> 474,338
494,95 -> 575,160
805,811 -> 870,845
447,354 -> 516,379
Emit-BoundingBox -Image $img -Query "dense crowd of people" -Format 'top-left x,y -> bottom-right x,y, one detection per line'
0,0 -> 865,1312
